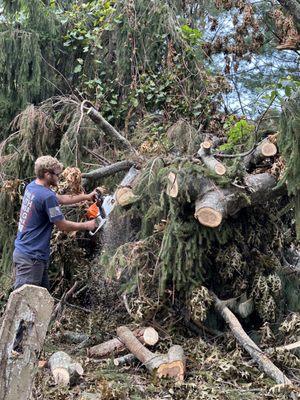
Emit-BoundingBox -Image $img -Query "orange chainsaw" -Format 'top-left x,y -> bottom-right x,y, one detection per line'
86,189 -> 115,236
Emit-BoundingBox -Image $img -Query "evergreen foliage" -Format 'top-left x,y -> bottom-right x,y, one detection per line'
278,89 -> 300,239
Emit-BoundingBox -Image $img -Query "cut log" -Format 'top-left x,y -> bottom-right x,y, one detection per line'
214,294 -> 291,385
198,142 -> 227,176
113,353 -> 136,366
244,138 -> 277,169
48,351 -> 83,386
195,172 -> 278,228
87,327 -> 159,358
156,345 -> 186,381
117,326 -> 185,381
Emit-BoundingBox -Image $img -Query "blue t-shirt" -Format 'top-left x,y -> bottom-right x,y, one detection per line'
14,181 -> 64,261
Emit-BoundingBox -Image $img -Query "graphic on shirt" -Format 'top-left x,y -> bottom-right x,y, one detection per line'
49,206 -> 63,218
18,190 -> 34,232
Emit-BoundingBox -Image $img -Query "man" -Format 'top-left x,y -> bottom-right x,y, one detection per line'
13,155 -> 97,290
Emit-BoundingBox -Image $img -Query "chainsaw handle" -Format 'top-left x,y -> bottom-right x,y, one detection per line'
89,224 -> 102,236
89,215 -> 104,236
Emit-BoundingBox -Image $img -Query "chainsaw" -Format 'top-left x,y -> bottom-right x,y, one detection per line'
86,167 -> 139,236
86,189 -> 116,236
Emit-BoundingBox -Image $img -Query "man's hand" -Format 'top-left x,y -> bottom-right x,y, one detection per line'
85,189 -> 98,202
86,219 -> 97,231
85,186 -> 107,202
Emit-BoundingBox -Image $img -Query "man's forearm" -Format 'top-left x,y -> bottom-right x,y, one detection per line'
54,219 -> 93,232
57,194 -> 90,205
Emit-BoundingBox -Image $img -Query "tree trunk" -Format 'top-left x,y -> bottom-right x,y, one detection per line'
194,173 -> 279,228
0,285 -> 53,400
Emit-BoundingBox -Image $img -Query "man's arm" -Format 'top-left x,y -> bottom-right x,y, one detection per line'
57,191 -> 96,205
54,218 -> 96,232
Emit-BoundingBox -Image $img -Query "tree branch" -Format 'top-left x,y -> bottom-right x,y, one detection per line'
84,106 -> 137,153
82,160 -> 134,180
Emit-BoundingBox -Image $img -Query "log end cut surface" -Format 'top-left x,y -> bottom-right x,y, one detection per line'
116,187 -> 137,206
195,207 -> 222,227
52,367 -> 70,386
156,360 -> 185,381
214,162 -> 227,176
261,142 -> 277,157
143,327 -> 159,346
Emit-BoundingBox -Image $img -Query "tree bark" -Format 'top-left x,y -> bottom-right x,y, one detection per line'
48,351 -> 83,386
82,161 -> 134,180
87,327 -> 159,358
117,326 -> 185,381
214,295 -> 292,385
0,285 -> 53,400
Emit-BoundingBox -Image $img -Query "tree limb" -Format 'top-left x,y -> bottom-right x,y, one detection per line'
214,294 -> 292,385
84,106 -> 137,153
82,161 -> 134,180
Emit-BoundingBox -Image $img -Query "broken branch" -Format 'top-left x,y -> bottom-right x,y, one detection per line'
117,326 -> 185,381
85,106 -> 135,152
214,294 -> 291,385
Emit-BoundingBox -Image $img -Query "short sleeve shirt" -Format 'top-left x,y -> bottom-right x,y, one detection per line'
14,180 -> 64,261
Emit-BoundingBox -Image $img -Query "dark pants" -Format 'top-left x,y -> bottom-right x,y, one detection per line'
13,250 -> 49,290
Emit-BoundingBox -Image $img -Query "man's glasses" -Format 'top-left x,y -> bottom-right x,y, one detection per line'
48,170 -> 61,178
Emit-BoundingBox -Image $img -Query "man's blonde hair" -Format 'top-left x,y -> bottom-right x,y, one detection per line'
34,156 -> 64,179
